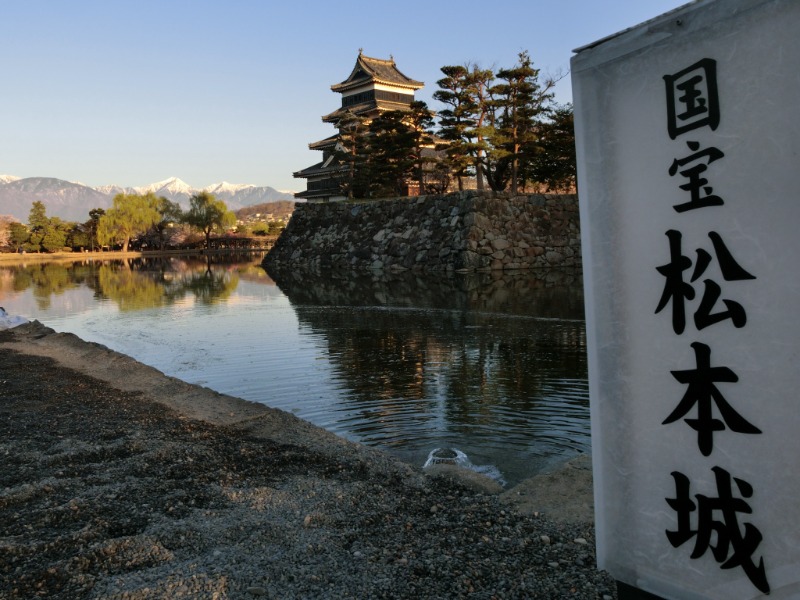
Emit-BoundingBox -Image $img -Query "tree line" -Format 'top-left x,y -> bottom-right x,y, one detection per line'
3,192 -> 238,254
332,50 -> 576,199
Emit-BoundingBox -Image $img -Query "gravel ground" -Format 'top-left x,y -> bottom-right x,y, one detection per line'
0,324 -> 616,599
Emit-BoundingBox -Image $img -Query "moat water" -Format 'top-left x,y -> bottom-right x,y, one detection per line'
0,254 -> 589,486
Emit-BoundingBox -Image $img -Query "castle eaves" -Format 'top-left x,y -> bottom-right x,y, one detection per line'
331,52 -> 423,93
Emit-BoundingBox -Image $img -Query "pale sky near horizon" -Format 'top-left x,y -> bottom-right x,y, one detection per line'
2,0 -> 688,192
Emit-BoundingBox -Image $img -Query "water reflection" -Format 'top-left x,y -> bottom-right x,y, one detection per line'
263,265 -> 584,318
2,257 -> 590,485
4,262 -> 88,310
2,256 -> 250,311
266,266 -> 589,482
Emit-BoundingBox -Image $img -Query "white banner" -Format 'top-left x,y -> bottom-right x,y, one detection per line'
572,1 -> 800,598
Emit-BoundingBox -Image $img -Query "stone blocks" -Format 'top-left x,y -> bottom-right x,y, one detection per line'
263,191 -> 580,272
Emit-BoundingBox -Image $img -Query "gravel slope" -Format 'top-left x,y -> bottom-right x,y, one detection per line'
0,324 -> 615,599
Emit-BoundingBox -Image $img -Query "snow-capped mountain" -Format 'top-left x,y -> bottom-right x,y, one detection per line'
202,181 -> 255,196
0,178 -> 112,222
93,184 -> 131,196
0,176 -> 296,222
134,176 -> 195,200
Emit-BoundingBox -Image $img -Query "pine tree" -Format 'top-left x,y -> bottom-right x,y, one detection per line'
528,104 -> 577,192
41,217 -> 68,252
9,222 -> 29,252
464,66 -> 495,191
332,110 -> 370,199
25,200 -> 70,252
433,66 -> 474,191
85,208 -> 105,251
481,83 -> 512,193
28,201 -> 48,233
491,51 -> 555,194
406,101 -> 436,194
433,65 -> 495,192
366,110 -> 416,197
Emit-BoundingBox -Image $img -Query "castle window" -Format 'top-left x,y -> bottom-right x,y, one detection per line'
342,90 -> 375,107
375,90 -> 414,104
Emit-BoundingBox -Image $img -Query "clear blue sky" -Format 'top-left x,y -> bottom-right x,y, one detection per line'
1,0 -> 688,192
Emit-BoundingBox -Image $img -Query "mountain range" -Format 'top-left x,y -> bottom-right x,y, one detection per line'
0,175 -> 297,222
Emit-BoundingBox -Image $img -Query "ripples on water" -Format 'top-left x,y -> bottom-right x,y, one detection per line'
0,256 -> 588,486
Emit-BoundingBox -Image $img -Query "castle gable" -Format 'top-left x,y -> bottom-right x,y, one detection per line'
331,52 -> 423,93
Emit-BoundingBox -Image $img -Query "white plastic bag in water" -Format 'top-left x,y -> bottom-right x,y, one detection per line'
0,307 -> 29,330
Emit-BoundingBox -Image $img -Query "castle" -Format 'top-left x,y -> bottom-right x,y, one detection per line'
293,51 -> 424,202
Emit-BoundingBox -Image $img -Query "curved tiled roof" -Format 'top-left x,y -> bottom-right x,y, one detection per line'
321,99 -> 413,124
309,134 -> 338,150
331,52 -> 423,93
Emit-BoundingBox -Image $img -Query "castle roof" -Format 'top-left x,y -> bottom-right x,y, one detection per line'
309,134 -> 338,150
321,99 -> 413,124
293,161 -> 333,178
331,52 -> 424,94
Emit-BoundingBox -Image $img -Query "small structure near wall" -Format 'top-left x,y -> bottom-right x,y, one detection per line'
293,51 -> 424,203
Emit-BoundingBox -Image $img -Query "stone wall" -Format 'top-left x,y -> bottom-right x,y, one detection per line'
263,191 -> 580,272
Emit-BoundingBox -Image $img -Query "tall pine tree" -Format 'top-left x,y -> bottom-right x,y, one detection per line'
463,66 -> 494,191
491,51 -> 554,194
406,101 -> 436,194
528,104 -> 576,192
365,110 -> 416,197
433,66 -> 475,191
433,65 -> 495,191
332,110 -> 370,199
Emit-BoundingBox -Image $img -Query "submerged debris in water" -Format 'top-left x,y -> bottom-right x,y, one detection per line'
423,447 -> 507,487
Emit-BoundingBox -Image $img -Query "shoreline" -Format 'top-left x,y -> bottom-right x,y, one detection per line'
1,322 -> 609,599
0,248 -> 268,265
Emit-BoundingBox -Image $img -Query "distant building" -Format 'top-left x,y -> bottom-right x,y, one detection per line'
293,51 -> 424,202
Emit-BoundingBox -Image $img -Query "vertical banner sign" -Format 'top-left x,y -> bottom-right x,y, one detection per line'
572,1 -> 800,598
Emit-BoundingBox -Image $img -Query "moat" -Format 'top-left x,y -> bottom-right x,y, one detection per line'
0,254 -> 589,486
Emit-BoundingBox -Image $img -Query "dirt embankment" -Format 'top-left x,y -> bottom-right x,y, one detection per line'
0,322 -> 606,599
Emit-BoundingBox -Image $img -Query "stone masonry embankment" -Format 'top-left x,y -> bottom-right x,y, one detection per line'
263,191 -> 580,272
